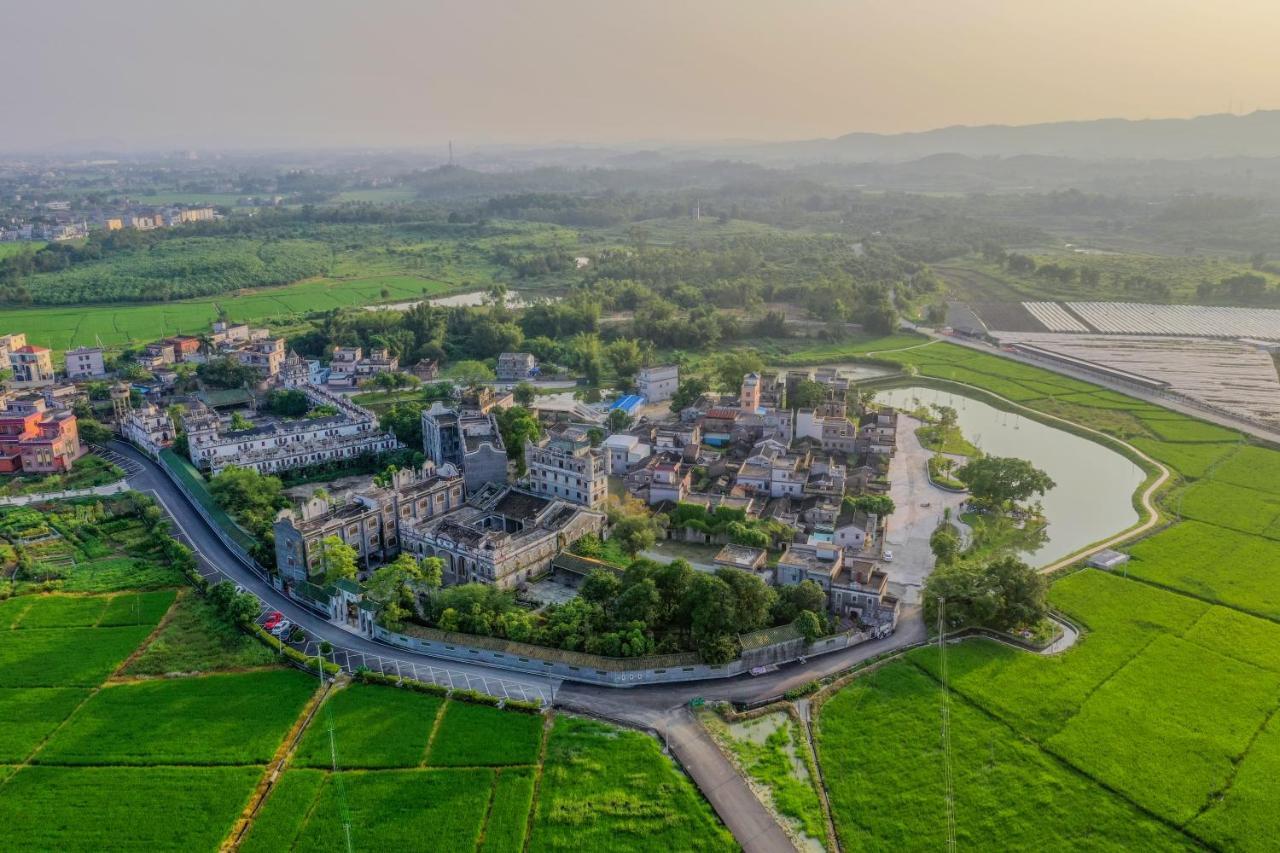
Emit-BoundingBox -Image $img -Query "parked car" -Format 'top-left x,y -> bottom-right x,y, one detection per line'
883,550 -> 895,562
270,619 -> 292,637
263,611 -> 283,630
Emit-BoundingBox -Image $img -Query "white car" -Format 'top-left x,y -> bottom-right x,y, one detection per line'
882,550 -> 895,562
270,619 -> 293,637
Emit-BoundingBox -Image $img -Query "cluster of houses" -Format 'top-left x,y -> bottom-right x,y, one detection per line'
601,367 -> 902,628
0,204 -> 216,243
0,310 -> 902,636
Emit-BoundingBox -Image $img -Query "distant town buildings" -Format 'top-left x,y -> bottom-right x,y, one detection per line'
115,387 -> 176,458
326,346 -> 399,389
0,335 -> 56,388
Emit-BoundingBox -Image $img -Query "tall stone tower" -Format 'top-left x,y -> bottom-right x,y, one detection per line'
110,383 -> 131,431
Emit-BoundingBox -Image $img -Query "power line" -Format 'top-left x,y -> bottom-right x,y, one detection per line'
938,597 -> 957,853
320,653 -> 353,853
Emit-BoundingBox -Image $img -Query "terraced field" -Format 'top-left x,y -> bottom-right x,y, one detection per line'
813,336 -> 1280,852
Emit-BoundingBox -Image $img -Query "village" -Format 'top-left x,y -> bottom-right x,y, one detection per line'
0,320 -> 918,659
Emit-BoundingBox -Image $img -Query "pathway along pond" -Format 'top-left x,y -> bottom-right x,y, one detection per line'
876,385 -> 1144,566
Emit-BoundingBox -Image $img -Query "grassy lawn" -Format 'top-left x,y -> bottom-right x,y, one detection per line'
1189,710 -> 1280,851
0,765 -> 262,852
121,589 -> 280,676
1125,521 -> 1280,619
293,684 -> 442,769
54,556 -> 185,593
911,569 -> 1207,741
816,663 -> 1194,851
38,669 -> 315,766
530,715 -> 735,852
426,701 -> 543,767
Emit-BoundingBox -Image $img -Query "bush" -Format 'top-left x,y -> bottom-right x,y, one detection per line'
784,680 -> 822,700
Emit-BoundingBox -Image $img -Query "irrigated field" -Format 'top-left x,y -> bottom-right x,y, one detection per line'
252,685 -> 732,853
0,495 -> 732,852
810,335 -> 1280,852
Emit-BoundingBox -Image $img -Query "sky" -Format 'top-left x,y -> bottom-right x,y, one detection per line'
4,0 -> 1278,151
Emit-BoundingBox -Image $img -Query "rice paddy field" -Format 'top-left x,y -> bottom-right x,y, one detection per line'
811,335 -> 1280,852
250,685 -> 733,853
0,496 -> 730,852
0,273 -> 459,351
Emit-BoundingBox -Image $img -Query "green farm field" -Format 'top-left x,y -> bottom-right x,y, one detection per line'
940,254 -> 1280,304
0,273 -> 457,351
809,334 -> 1280,852
252,685 -> 732,853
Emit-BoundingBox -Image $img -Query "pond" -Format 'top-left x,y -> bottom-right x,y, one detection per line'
367,290 -> 559,312
876,384 -> 1144,566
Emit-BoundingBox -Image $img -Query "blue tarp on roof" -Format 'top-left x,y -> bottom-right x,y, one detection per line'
609,394 -> 644,415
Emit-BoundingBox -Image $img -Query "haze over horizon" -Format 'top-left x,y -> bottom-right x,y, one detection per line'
4,0 -> 1279,152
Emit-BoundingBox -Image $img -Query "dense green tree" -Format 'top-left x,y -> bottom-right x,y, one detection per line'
605,338 -> 646,386
843,494 -> 896,517
513,381 -> 536,406
208,466 -> 286,533
198,357 -> 259,389
789,379 -> 827,411
495,405 -> 541,474
669,376 -> 710,413
450,360 -> 494,387
318,535 -> 358,585
956,456 -> 1056,507
715,567 -> 777,633
712,351 -> 763,392
923,556 -> 1047,632
930,524 -> 962,566
772,580 -> 828,624
379,402 -> 426,449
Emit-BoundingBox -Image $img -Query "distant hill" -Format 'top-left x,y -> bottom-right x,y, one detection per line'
732,111 -> 1280,163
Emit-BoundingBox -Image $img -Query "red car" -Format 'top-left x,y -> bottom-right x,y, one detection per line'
263,611 -> 284,630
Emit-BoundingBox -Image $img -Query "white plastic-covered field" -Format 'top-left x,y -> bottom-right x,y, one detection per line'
1022,302 -> 1089,332
1065,302 -> 1280,339
997,332 -> 1280,424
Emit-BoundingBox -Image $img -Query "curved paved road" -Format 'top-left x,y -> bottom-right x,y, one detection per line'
111,440 -> 556,705
114,439 -> 928,853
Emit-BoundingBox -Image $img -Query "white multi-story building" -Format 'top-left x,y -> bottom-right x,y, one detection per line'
523,425 -> 607,509
636,364 -> 678,402
65,347 -> 106,379
119,398 -> 176,458
183,384 -> 397,475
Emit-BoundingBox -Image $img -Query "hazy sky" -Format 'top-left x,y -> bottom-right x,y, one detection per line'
4,0 -> 1277,150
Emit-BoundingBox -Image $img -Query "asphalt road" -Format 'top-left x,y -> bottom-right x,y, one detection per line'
111,440 -> 555,705
116,439 -> 929,853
